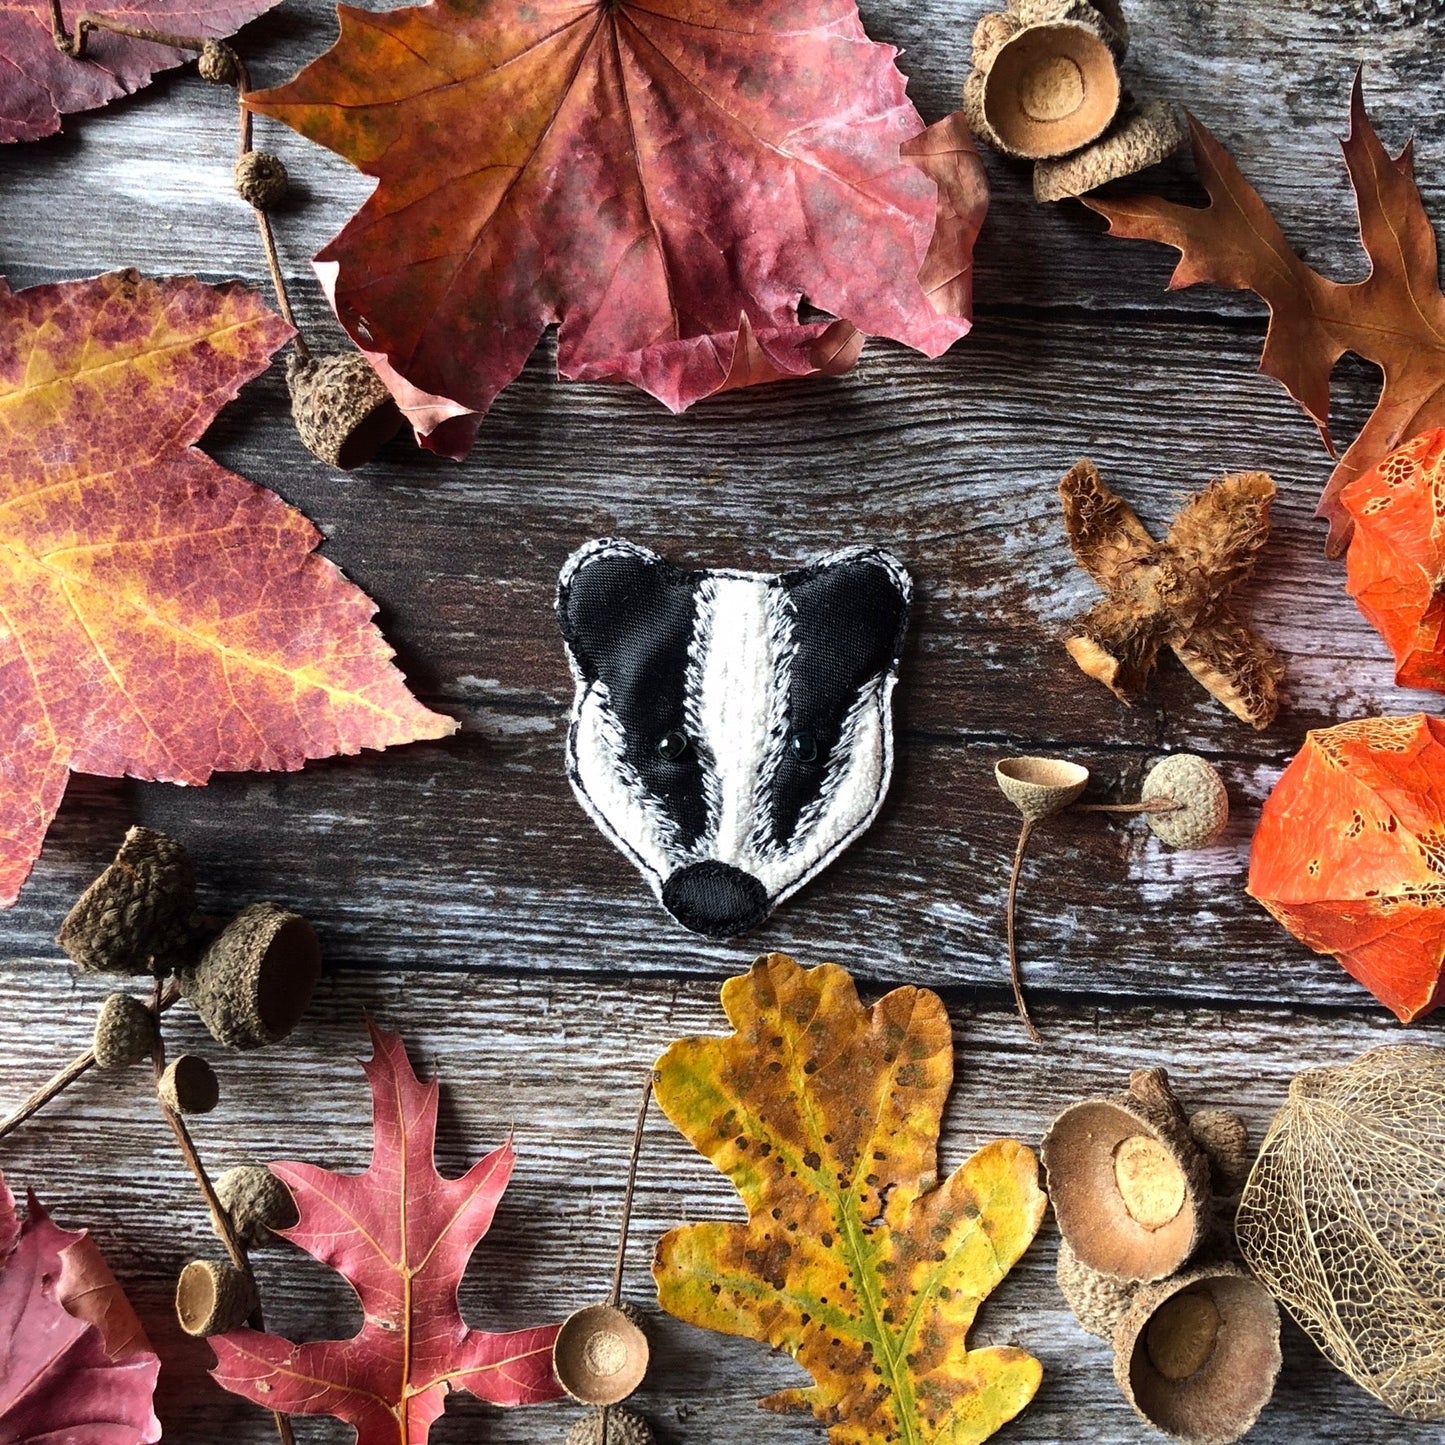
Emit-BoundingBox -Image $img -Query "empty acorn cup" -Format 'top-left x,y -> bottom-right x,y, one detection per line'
553,1304 -> 650,1406
995,756 -> 1092,821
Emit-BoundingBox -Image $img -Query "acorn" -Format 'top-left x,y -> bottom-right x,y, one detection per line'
553,1304 -> 650,1406
158,1054 -> 220,1115
287,351 -> 404,470
995,755 -> 1091,821
565,1407 -> 656,1445
197,38 -> 238,85
1033,97 -> 1185,201
1113,1262 -> 1281,1445
1188,1109 -> 1253,1197
1041,1068 -> 1213,1281
92,992 -> 156,1068
56,826 -> 197,977
213,1165 -> 298,1247
180,902 -> 320,1051
234,151 -> 289,211
1140,754 -> 1229,849
175,1258 -> 257,1336
1056,1235 -> 1137,1341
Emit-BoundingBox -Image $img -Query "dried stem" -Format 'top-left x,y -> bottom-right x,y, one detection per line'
1005,819 -> 1042,1045
1074,796 -> 1183,815
0,981 -> 181,1143
149,985 -> 295,1445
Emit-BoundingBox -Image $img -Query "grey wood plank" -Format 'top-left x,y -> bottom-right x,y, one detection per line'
0,961 -> 1434,1443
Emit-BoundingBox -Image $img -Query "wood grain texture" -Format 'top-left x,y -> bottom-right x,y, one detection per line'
1,0 -> 1443,1438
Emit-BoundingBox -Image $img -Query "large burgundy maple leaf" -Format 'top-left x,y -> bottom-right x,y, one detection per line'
0,0 -> 278,142
0,271 -> 455,907
248,0 -> 987,457
210,1023 -> 564,1442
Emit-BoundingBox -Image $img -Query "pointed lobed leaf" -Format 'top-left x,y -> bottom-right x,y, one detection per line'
1248,713 -> 1445,1022
653,954 -> 1046,1445
0,271 -> 455,906
209,1022 -> 564,1444
0,1181 -> 160,1443
0,0 -> 280,142
1087,78 -> 1445,555
247,0 -> 986,457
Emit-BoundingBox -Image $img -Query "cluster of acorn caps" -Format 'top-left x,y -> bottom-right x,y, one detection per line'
56,826 -> 320,1336
1043,1069 -> 1281,1444
962,0 -> 1184,200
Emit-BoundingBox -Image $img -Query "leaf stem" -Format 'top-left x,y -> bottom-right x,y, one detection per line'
1073,796 -> 1182,815
1005,819 -> 1042,1045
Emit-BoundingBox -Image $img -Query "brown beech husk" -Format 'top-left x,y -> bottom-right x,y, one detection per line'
1114,1262 -> 1281,1444
553,1304 -> 650,1406
176,1257 -> 258,1336
1042,1067 -> 1212,1280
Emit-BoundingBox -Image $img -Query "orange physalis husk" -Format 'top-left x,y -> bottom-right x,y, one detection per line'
1248,714 -> 1445,1023
1342,429 -> 1445,691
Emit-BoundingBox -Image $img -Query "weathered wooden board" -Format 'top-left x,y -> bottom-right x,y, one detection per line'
2,0 -> 1444,1438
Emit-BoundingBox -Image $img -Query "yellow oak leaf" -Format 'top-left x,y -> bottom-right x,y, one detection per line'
653,953 -> 1046,1445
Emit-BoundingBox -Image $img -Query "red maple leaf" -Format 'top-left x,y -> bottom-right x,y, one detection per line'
248,0 -> 987,457
0,0 -> 278,142
0,271 -> 455,907
210,1023 -> 564,1442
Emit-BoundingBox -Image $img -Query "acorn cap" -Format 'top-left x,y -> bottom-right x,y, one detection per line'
1057,1235 -> 1138,1341
1113,1263 -> 1282,1445
197,39 -> 238,85
980,19 -> 1121,160
1188,1109 -> 1253,1197
93,992 -> 156,1068
56,826 -> 197,977
234,151 -> 289,210
158,1054 -> 220,1115
213,1165 -> 298,1248
1033,96 -> 1186,201
1141,754 -> 1229,849
180,902 -> 320,1051
553,1304 -> 649,1406
565,1406 -> 656,1445
995,756 -> 1091,821
1041,1067 -> 1213,1281
1011,0 -> 1129,54
971,9 -> 1021,65
175,1258 -> 257,1337
287,351 -> 404,471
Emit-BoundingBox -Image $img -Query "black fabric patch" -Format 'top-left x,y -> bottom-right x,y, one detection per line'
770,554 -> 910,848
660,861 -> 771,938
558,548 -> 709,848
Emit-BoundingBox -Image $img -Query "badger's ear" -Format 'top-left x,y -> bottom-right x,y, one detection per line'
556,539 -> 698,684
781,548 -> 911,682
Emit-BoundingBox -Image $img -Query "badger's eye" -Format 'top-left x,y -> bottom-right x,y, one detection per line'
656,729 -> 691,761
789,730 -> 819,764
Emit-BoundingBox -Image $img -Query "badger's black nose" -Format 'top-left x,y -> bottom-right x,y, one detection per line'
661,862 -> 771,938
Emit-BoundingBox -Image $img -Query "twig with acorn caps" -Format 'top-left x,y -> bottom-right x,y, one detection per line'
42,0 -> 404,471
993,753 -> 1230,1041
0,827 -> 318,1445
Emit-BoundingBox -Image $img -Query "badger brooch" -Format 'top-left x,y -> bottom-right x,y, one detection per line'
556,539 -> 911,939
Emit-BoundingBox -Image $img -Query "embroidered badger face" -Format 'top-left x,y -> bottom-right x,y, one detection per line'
557,539 -> 911,938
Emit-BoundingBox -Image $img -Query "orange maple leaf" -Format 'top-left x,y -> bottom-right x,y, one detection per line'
1088,77 -> 1445,557
0,271 -> 455,906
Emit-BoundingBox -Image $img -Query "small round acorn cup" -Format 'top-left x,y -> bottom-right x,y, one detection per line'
175,1258 -> 257,1337
553,1303 -> 650,1407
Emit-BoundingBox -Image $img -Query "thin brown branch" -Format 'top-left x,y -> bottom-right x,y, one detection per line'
1005,819 -> 1042,1045
1073,796 -> 1183,815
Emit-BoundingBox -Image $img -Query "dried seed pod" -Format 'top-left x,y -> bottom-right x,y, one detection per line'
1142,754 -> 1229,849
287,351 -> 404,470
1033,97 -> 1185,200
1113,1263 -> 1281,1445
92,992 -> 156,1068
213,1165 -> 298,1248
1057,1236 -> 1137,1341
56,826 -> 197,977
995,756 -> 1090,821
197,39 -> 238,85
181,902 -> 320,1050
1042,1068 -> 1212,1280
553,1304 -> 650,1406
234,150 -> 289,210
974,16 -> 1121,160
158,1054 -> 220,1115
1188,1109 -> 1252,1196
175,1258 -> 257,1336
565,1406 -> 656,1445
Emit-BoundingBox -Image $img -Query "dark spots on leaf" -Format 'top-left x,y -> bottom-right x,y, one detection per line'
803,1150 -> 821,1170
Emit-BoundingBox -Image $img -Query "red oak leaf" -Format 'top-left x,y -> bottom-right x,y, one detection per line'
0,1172 -> 161,1443
248,0 -> 987,457
0,271 -> 455,907
210,1023 -> 564,1442
0,0 -> 278,143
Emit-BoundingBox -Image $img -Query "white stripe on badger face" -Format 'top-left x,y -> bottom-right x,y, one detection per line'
689,575 -> 778,863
